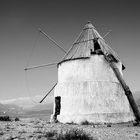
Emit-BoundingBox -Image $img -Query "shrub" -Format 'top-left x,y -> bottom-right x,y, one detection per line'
0,116 -> 11,121
0,131 -> 4,135
43,129 -> 95,140
15,117 -> 20,121
81,120 -> 90,125
44,130 -> 57,138
57,129 -> 94,140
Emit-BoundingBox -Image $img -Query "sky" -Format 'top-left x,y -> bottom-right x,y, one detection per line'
0,0 -> 140,107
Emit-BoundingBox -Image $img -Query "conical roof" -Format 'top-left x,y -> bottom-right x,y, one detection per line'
61,22 -> 124,69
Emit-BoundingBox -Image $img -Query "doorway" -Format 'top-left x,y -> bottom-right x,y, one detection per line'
54,96 -> 61,116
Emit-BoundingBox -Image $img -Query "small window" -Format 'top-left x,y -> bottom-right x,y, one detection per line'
93,38 -> 101,51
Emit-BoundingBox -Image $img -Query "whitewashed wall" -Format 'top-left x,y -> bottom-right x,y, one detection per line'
53,55 -> 135,124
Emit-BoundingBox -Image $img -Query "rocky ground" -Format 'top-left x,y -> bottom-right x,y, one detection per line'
0,118 -> 140,140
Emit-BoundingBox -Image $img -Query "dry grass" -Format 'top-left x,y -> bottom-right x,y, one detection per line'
0,118 -> 140,140
44,130 -> 57,138
57,129 -> 94,140
40,129 -> 95,140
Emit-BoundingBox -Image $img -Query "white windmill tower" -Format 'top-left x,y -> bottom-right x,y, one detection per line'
25,21 -> 140,124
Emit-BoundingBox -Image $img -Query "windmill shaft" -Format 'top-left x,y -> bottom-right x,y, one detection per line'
24,62 -> 57,71
104,54 -> 140,122
39,29 -> 67,53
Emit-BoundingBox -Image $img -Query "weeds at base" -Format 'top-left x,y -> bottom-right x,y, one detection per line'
39,129 -> 96,140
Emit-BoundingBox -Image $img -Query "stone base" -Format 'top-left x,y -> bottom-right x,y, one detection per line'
57,112 -> 135,124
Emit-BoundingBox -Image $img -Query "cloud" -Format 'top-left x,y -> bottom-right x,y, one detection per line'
0,95 -> 53,109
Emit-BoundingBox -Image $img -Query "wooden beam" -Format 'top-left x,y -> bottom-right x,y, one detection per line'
104,54 -> 140,122
24,62 -> 57,71
40,83 -> 57,103
39,28 -> 67,54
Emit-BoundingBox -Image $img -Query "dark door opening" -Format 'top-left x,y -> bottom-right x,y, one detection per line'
54,96 -> 61,116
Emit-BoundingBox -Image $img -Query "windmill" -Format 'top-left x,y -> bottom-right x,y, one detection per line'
25,21 -> 140,124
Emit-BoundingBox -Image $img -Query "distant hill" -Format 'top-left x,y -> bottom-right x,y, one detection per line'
0,103 -> 9,114
20,103 -> 53,119
4,104 -> 23,111
0,103 -> 23,116
30,103 -> 53,111
0,101 -> 53,120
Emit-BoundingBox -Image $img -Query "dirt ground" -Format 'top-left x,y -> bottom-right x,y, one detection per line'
0,118 -> 140,140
